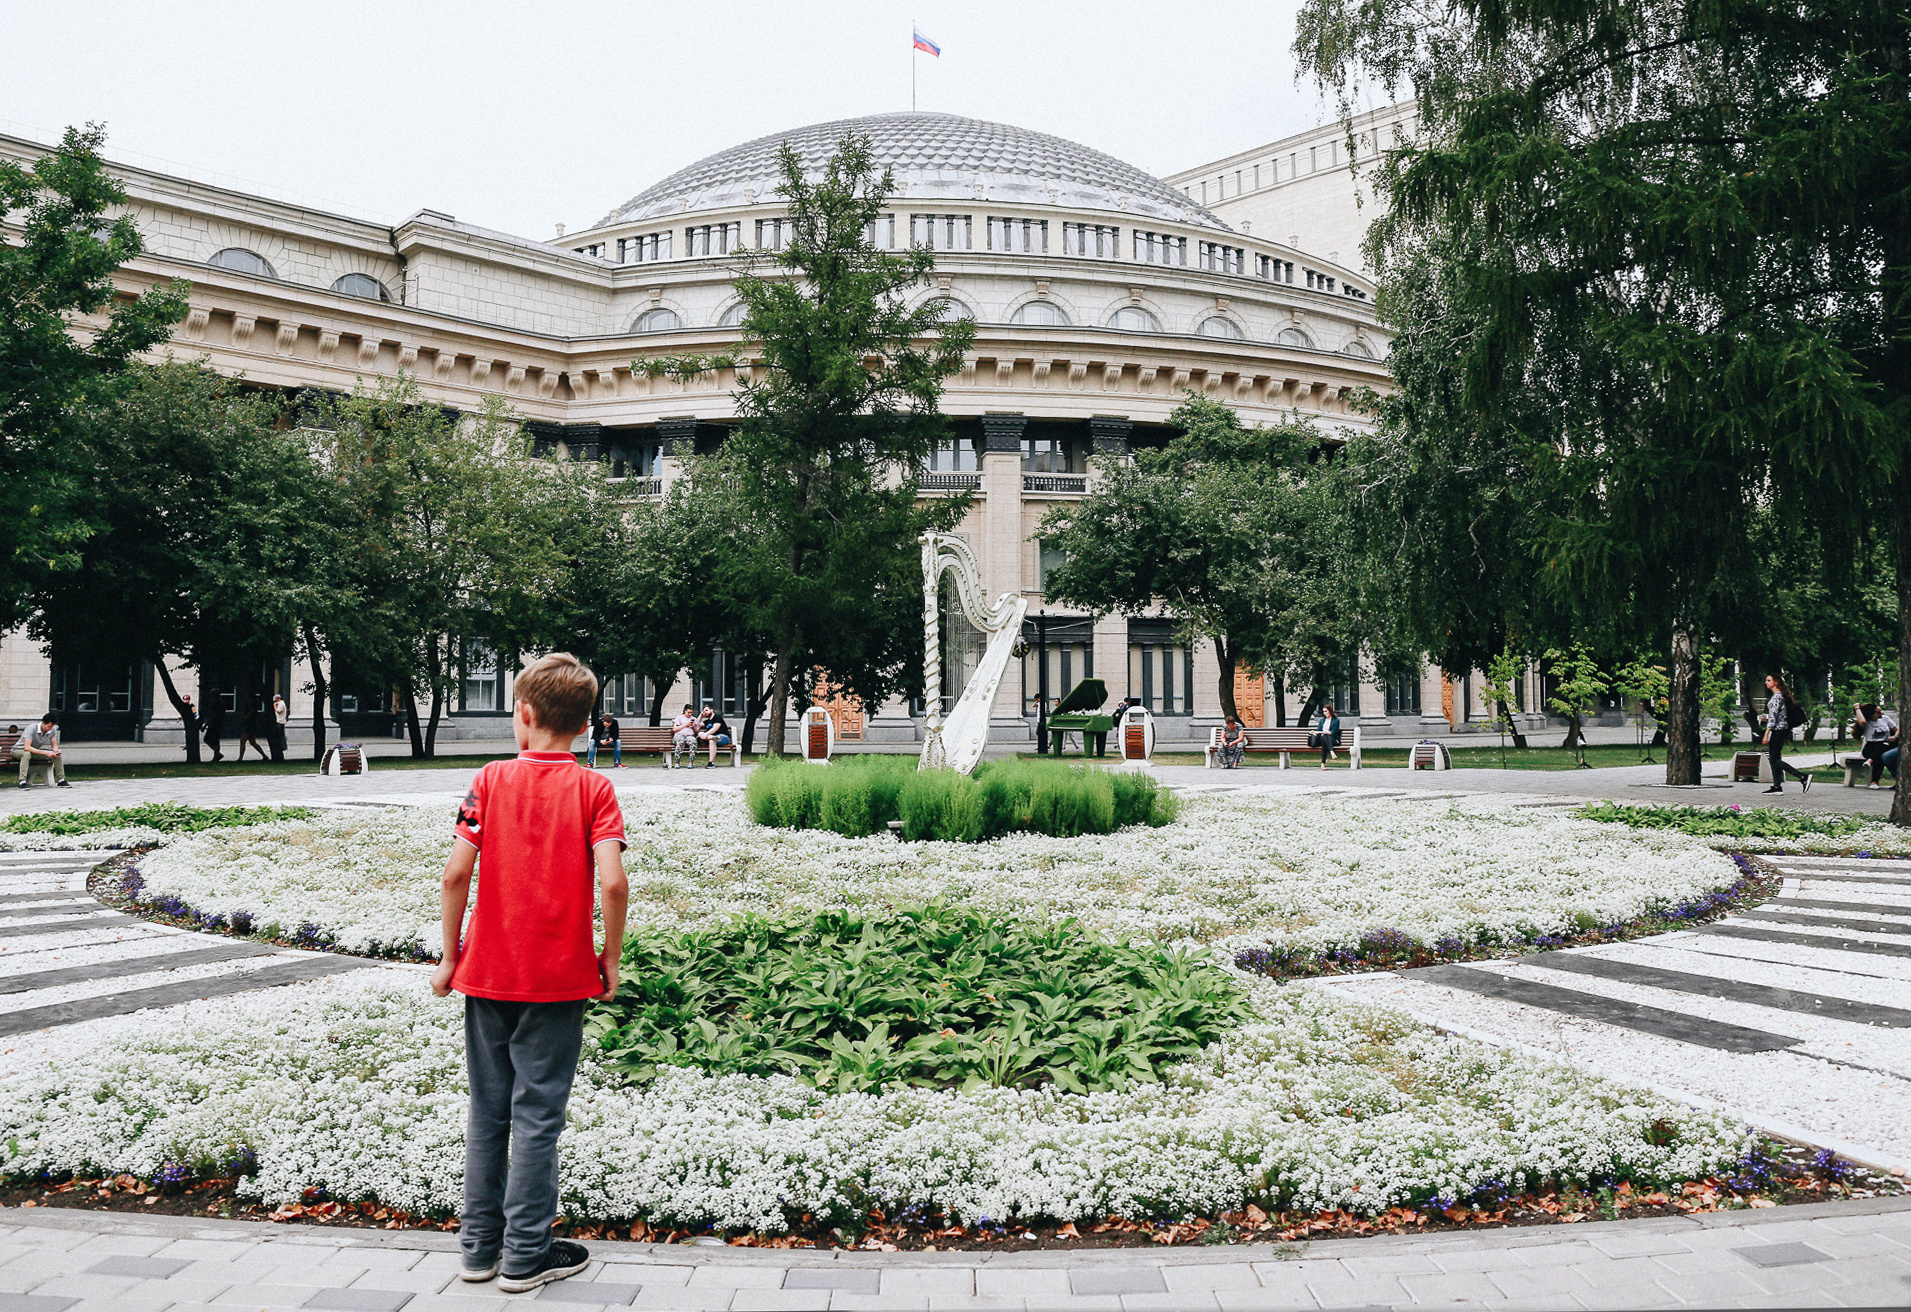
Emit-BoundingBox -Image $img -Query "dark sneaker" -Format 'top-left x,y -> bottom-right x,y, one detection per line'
498,1239 -> 589,1292
56,781 -> 70,788
459,1258 -> 500,1282
1763,785 -> 1783,793
1801,774 -> 1812,792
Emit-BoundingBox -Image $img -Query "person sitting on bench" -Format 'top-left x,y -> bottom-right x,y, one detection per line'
1308,708 -> 1342,765
1217,717 -> 1247,769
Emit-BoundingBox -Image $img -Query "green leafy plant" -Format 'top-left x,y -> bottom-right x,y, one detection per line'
1542,644 -> 1609,767
1480,650 -> 1521,768
1613,658 -> 1669,765
589,904 -> 1249,1095
746,756 -> 1177,841
1575,802 -> 1867,840
0,803 -> 313,836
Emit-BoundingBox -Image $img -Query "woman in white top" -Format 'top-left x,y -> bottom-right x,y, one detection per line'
1856,702 -> 1899,789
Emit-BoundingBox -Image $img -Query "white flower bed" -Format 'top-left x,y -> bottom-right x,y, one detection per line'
126,792 -> 1742,959
0,826 -> 166,851
0,972 -> 1745,1225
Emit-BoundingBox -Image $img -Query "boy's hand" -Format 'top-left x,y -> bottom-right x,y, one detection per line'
595,949 -> 620,1001
430,959 -> 456,997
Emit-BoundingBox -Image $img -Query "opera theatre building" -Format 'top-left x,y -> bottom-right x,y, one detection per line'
1,106 -> 1480,751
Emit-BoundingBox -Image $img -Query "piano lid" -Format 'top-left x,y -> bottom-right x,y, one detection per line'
1049,677 -> 1108,715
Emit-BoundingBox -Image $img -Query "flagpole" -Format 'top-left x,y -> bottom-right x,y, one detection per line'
911,20 -> 917,112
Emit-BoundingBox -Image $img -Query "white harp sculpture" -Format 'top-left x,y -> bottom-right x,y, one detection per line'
918,531 -> 1027,775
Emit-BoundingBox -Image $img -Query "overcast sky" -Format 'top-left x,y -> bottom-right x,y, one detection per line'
1,0 -> 1353,239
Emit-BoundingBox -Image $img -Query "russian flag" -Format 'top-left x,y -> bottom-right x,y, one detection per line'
913,27 -> 940,56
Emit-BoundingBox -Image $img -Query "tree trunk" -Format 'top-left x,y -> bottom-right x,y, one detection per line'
1496,700 -> 1529,750
302,621 -> 329,763
648,676 -> 670,727
153,661 -> 202,764
1295,686 -> 1327,727
1666,628 -> 1702,785
1894,484 -> 1911,823
742,664 -> 770,756
425,683 -> 443,758
400,676 -> 425,757
1272,674 -> 1288,727
1215,636 -> 1239,724
1561,716 -> 1581,752
765,641 -> 797,757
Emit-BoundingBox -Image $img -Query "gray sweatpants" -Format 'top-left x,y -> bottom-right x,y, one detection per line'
460,997 -> 587,1270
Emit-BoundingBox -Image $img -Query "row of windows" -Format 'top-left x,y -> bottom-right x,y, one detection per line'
924,436 -> 1084,474
581,215 -> 1367,294
206,248 -> 391,301
629,295 -> 1368,351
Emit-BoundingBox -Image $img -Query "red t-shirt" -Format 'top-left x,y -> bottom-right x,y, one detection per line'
450,751 -> 626,1002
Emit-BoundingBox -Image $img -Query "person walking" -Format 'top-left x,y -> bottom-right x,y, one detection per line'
202,695 -> 226,762
16,713 -> 69,789
430,653 -> 626,1292
1857,702 -> 1900,790
234,704 -> 268,762
1760,674 -> 1812,793
270,694 -> 289,762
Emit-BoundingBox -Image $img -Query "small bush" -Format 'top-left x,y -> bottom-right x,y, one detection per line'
1576,801 -> 1868,840
0,803 -> 314,836
757,756 -> 1175,841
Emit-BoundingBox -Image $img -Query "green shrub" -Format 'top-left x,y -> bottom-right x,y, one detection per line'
590,903 -> 1250,1094
0,803 -> 314,836
1576,801 -> 1868,840
752,755 -> 1179,842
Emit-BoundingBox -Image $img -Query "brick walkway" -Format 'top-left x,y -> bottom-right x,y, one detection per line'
3,1196 -> 1910,1310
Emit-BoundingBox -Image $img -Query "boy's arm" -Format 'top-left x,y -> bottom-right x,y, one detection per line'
593,838 -> 628,1001
431,841 -> 478,997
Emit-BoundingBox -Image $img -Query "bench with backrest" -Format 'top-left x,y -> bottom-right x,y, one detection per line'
0,732 -> 18,769
1204,724 -> 1362,769
618,725 -> 741,768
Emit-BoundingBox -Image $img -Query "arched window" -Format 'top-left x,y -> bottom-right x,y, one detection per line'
717,302 -> 748,327
1342,338 -> 1375,359
936,298 -> 975,322
632,308 -> 683,333
331,273 -> 391,302
1109,306 -> 1160,332
1010,300 -> 1069,326
208,247 -> 275,278
1275,326 -> 1314,348
1197,316 -> 1244,339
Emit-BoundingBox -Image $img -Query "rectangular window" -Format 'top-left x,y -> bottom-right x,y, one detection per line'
606,438 -> 660,479
693,649 -> 755,720
864,215 -> 896,248
1200,242 -> 1245,274
683,224 -> 737,258
1128,643 -> 1195,713
1384,673 -> 1421,716
462,640 -> 501,712
620,232 -> 671,264
987,217 -> 1048,254
924,438 -> 979,472
910,213 -> 972,250
1021,436 -> 1080,473
756,218 -> 794,251
1327,651 -> 1361,715
1063,222 -> 1120,259
601,673 -> 652,718
1038,540 -> 1069,591
1133,231 -> 1188,266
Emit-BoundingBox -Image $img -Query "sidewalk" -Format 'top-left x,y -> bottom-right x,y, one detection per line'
4,1194 -> 1909,1310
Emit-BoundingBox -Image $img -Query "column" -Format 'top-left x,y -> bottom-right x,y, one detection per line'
979,413 -> 1030,741
656,416 -> 697,497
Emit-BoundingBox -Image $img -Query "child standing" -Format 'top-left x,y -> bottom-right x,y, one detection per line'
431,653 -> 629,1291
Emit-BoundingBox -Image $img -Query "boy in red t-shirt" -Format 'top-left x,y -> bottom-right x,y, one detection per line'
432,653 -> 628,1291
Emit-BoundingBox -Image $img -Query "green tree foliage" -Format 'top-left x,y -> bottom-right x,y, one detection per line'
1038,392 -> 1356,724
305,378 -> 575,757
1294,0 -> 1903,795
1699,653 -> 1740,746
1613,657 -> 1670,762
29,363 -> 338,764
678,132 -> 973,755
1542,644 -> 1609,764
1480,648 -> 1522,767
1,125 -> 189,631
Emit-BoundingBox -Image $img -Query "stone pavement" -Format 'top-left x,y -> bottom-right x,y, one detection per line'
4,1195 -> 1911,1311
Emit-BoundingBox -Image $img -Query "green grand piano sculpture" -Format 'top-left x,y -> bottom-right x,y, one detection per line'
1043,677 -> 1115,756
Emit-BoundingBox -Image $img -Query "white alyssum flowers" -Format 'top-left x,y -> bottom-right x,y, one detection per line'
0,972 -> 1746,1227
126,792 -> 1743,958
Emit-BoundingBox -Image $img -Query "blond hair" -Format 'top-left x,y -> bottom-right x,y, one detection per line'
515,653 -> 599,735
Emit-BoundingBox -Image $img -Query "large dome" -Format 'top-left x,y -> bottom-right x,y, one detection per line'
594,112 -> 1231,231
